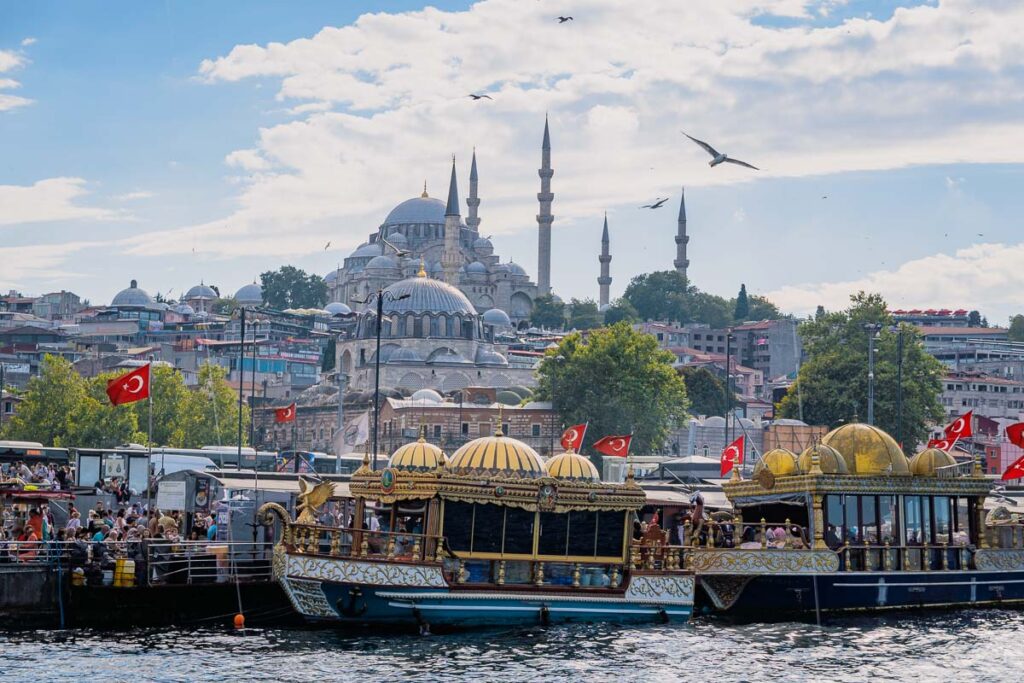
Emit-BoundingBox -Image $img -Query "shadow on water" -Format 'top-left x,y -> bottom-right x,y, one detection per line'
1,611 -> 1022,682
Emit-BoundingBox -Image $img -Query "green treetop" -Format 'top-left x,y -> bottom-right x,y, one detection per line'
530,294 -> 566,330
567,298 -> 602,330
680,365 -> 734,417
260,266 -> 327,310
734,284 -> 749,320
534,322 -> 689,455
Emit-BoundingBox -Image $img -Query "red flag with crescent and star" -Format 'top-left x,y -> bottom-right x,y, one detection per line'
592,434 -> 632,458
275,403 -> 297,423
560,424 -> 587,451
105,364 -> 151,406
1003,454 -> 1024,481
927,437 -> 957,452
721,435 -> 745,477
1005,422 -> 1024,449
944,411 -> 973,440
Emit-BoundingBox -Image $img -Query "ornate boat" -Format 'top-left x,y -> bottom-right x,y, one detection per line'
259,429 -> 694,630
687,423 -> 1024,617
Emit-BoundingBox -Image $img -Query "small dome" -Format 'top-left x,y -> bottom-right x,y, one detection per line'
473,236 -> 493,252
235,282 -> 263,305
474,347 -> 508,366
909,448 -> 957,477
386,231 -> 408,245
112,280 -> 153,307
349,242 -> 383,259
496,390 -> 521,405
492,263 -> 511,273
507,262 -> 527,276
798,444 -> 849,474
185,283 -> 217,300
388,347 -> 425,363
325,302 -> 352,315
448,433 -> 545,480
410,388 -> 444,403
466,261 -> 488,274
325,270 -> 338,284
506,385 -> 534,400
546,451 -> 601,483
388,437 -> 446,473
175,303 -> 195,316
384,196 -> 446,226
822,423 -> 910,476
366,255 -> 398,270
753,448 -> 800,478
482,308 -> 512,326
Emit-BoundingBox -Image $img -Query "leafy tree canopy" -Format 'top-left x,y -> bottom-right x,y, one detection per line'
1009,314 -> 1024,342
680,366 -> 734,417
260,266 -> 327,310
530,294 -> 566,330
568,298 -> 602,330
603,298 -> 639,326
623,271 -> 782,328
734,284 -> 749,320
534,322 -> 689,454
776,292 -> 944,448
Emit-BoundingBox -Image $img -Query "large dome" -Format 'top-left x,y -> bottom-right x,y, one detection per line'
185,283 -> 217,300
822,423 -> 910,476
546,451 -> 601,482
235,283 -> 263,305
388,436 -> 446,473
384,196 -> 446,226
112,280 -> 153,307
448,433 -> 545,480
909,448 -> 957,477
374,275 -> 477,316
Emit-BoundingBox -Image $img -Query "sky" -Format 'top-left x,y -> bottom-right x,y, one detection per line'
2,0 -> 1023,322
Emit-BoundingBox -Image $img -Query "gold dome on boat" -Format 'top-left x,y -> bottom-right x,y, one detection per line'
545,450 -> 601,483
798,443 -> 848,474
447,431 -> 545,480
821,423 -> 910,476
753,448 -> 800,478
388,436 -> 446,473
909,447 -> 957,477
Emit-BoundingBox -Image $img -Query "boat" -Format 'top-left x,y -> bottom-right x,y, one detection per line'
687,423 -> 1024,617
259,428 -> 695,630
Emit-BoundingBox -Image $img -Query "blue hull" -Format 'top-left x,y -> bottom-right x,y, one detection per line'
702,570 -> 1024,616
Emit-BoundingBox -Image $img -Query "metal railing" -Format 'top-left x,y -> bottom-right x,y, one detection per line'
985,523 -> 1024,549
0,539 -> 74,566
146,541 -> 273,585
287,523 -> 443,564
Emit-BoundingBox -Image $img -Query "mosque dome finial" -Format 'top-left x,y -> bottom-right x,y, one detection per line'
421,181 -> 428,198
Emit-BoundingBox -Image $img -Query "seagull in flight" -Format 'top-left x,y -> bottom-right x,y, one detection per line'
381,236 -> 410,257
468,94 -> 493,100
323,241 -> 331,251
682,131 -> 760,170
557,16 -> 574,23
640,198 -> 669,209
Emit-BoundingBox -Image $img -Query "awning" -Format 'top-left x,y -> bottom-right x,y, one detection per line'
643,487 -> 731,510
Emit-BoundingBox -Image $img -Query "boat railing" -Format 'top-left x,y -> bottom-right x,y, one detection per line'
286,522 -> 444,564
836,541 -> 972,572
146,541 -> 273,585
984,522 -> 1024,550
0,539 -> 75,566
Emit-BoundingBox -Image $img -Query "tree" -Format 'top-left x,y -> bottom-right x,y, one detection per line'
127,365 -> 192,447
967,310 -> 982,327
746,295 -> 782,321
777,292 -> 944,447
211,297 -> 239,316
1,355 -> 88,446
622,270 -> 735,327
530,295 -> 565,330
65,375 -> 146,449
603,298 -> 638,325
680,366 -> 734,417
1009,315 -> 1024,342
534,322 -> 689,454
180,364 -> 249,448
568,298 -> 602,330
734,284 -> 749,320
260,266 -> 327,310
815,305 -> 826,321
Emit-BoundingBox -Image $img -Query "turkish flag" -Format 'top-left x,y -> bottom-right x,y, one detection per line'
560,424 -> 587,451
592,434 -> 632,457
275,403 -> 297,423
944,411 -> 974,440
1002,454 -> 1024,481
927,438 -> 956,452
105,364 -> 151,406
721,435 -> 745,477
1006,422 -> 1024,449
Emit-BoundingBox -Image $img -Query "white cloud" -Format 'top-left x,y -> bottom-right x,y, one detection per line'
0,48 -> 32,111
114,190 -> 155,201
21,38 -> 36,47
0,241 -> 102,291
765,242 -> 1024,322
0,177 -> 121,226
125,0 -> 1024,294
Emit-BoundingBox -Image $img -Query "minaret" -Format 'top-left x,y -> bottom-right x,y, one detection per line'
442,156 -> 462,285
466,148 -> 481,233
598,213 -> 611,308
536,116 -> 554,295
674,187 -> 690,280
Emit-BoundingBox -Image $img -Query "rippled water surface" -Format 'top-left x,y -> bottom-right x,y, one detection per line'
3,611 -> 1022,682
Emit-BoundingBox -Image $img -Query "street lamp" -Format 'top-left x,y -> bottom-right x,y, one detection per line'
354,287 -> 410,470
863,323 -> 883,425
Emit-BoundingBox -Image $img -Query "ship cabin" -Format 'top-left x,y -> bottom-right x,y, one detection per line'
294,428 -> 655,588
707,423 -> 1020,573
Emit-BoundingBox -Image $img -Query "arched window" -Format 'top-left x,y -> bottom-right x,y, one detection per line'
454,317 -> 462,338
445,315 -> 455,337
430,315 -> 441,337
396,316 -> 407,337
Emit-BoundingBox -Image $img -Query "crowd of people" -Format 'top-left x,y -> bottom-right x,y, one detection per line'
0,461 -> 72,490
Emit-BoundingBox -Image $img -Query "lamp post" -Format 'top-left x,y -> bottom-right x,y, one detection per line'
895,326 -> 905,446
355,288 -> 409,470
724,331 -> 735,446
0,362 -> 5,434
864,323 -> 882,426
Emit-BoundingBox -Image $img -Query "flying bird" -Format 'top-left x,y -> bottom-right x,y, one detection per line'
640,198 -> 669,209
557,16 -> 574,23
681,131 -> 760,170
381,236 -> 410,257
468,94 -> 493,100
323,241 -> 331,251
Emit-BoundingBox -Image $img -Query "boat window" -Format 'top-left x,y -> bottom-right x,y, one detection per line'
845,495 -> 860,543
596,511 -> 626,557
861,496 -> 878,544
567,511 -> 598,556
879,496 -> 898,544
904,496 -> 923,545
503,507 -> 535,554
472,504 -> 504,553
954,497 -> 971,544
538,512 -> 569,556
825,495 -> 844,539
922,495 -> 932,544
933,496 -> 952,544
443,501 -> 474,552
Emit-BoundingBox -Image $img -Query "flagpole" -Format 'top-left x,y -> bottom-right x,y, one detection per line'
236,307 -> 246,469
147,369 -> 154,512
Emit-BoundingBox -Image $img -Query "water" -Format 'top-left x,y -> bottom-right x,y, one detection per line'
2,611 -> 1021,682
